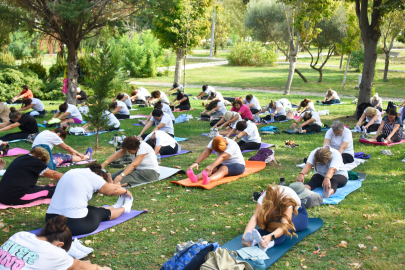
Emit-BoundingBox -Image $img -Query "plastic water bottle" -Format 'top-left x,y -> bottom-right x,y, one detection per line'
157,152 -> 161,164
254,259 -> 266,270
113,133 -> 118,147
271,115 -> 275,122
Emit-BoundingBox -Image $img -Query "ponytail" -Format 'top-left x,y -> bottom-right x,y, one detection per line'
9,107 -> 21,121
54,126 -> 68,140
39,216 -> 72,251
87,162 -> 109,181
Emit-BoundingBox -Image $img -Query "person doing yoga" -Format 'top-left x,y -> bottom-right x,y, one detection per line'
10,85 -> 34,104
202,91 -> 226,106
76,87 -> 88,103
145,101 -> 175,122
46,163 -> 134,236
243,94 -> 261,114
296,98 -> 316,114
0,107 -> 38,142
138,109 -> 174,139
242,185 -> 308,252
130,87 -> 150,104
187,136 -> 246,185
356,107 -> 382,133
166,82 -> 184,95
321,89 -> 341,104
196,84 -> 216,100
18,98 -> 46,116
50,103 -> 83,126
0,147 -> 63,206
211,111 -> 242,137
324,121 -> 354,164
0,141 -> 9,156
290,111 -> 322,133
147,90 -> 170,105
231,99 -> 253,120
234,121 -> 261,151
370,93 -> 382,112
109,101 -> 130,119
144,130 -> 180,155
170,91 -> 191,112
32,127 -> 91,169
255,100 -> 286,121
369,108 -> 403,143
200,100 -> 227,120
82,110 -> 120,132
296,147 -> 348,198
112,93 -> 132,109
2,216 -> 112,269
102,136 -> 160,187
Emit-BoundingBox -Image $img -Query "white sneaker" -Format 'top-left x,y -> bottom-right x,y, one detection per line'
67,243 -> 88,259
73,238 -> 94,254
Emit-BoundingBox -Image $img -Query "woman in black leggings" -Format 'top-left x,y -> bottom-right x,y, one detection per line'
170,91 -> 191,112
144,130 -> 179,155
234,121 -> 262,151
0,107 -> 38,141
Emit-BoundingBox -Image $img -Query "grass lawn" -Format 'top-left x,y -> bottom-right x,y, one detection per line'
1,88 -> 404,269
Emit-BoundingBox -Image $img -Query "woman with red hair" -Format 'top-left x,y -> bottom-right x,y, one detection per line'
187,136 -> 245,185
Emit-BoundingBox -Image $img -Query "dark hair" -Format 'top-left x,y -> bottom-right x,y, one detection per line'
210,92 -> 216,98
152,109 -> 163,117
151,91 -> 161,99
121,136 -> 140,151
202,84 -> 208,91
233,99 -> 243,107
22,85 -> 29,90
206,100 -> 220,111
303,112 -> 312,121
54,126 -> 68,140
87,162 -> 109,181
59,103 -> 68,113
173,83 -> 179,88
109,102 -> 118,110
131,90 -> 138,96
22,99 -> 33,107
145,138 -> 156,149
177,92 -> 185,100
39,216 -> 72,252
9,107 -> 21,121
388,108 -> 397,116
300,98 -> 311,107
246,94 -> 253,101
117,93 -> 125,100
236,121 -> 247,131
154,101 -> 163,110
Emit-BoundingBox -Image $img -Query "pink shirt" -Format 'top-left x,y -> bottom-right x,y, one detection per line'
231,104 -> 253,120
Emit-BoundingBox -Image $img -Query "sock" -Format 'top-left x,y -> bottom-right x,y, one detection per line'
244,231 -> 253,242
252,229 -> 263,243
123,194 -> 133,213
262,240 -> 275,252
187,169 -> 198,183
299,127 -> 303,133
113,195 -> 125,209
202,170 -> 210,185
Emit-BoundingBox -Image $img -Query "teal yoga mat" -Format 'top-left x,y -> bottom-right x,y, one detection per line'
221,218 -> 323,268
282,127 -> 330,135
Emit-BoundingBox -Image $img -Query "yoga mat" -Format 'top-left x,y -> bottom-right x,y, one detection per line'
296,158 -> 366,171
350,129 -> 377,135
171,161 -> 266,190
174,137 -> 189,142
29,209 -> 147,239
241,143 -> 275,154
222,218 -> 324,268
4,139 -> 26,143
120,115 -> 148,120
317,102 -> 347,106
1,148 -> 29,157
313,177 -> 365,204
129,108 -> 139,111
359,138 -> 405,146
121,167 -> 186,189
282,127 -> 330,135
161,150 -> 191,158
173,108 -> 196,112
83,129 -> 124,136
57,159 -> 97,168
0,198 -> 51,210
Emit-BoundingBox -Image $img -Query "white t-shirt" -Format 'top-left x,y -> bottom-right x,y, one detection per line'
102,110 -> 120,128
326,90 -> 340,100
266,101 -> 286,116
31,98 -> 45,112
162,103 -> 175,121
116,101 -> 130,115
46,168 -> 107,218
303,101 -> 316,112
60,104 -> 82,121
176,84 -> 184,91
214,91 -> 225,102
122,93 -> 132,107
0,232 -> 74,270
79,105 -> 89,115
241,121 -> 261,143
136,87 -> 150,101
364,109 -> 382,125
279,98 -> 292,109
229,112 -> 242,129
325,128 -> 354,157
204,86 -> 216,96
207,138 -> 245,166
307,147 -> 348,178
130,141 -> 160,173
159,91 -> 170,104
301,111 -> 322,127
32,130 -> 63,150
257,186 -> 301,210
216,101 -> 227,114
370,97 -> 382,107
244,96 -> 261,110
145,130 -> 177,148
151,112 -> 174,135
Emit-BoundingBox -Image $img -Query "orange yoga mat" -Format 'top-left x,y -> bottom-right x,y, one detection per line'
170,161 -> 266,190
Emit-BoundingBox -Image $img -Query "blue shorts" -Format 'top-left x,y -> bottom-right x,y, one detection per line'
216,163 -> 245,176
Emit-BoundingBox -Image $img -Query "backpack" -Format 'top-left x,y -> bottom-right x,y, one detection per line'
386,101 -> 397,112
210,119 -> 220,127
26,132 -> 40,143
68,127 -> 87,136
249,148 -> 274,162
200,247 -> 253,270
160,242 -> 221,270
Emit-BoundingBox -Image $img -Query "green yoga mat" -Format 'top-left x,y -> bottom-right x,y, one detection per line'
282,127 -> 330,135
221,218 -> 323,269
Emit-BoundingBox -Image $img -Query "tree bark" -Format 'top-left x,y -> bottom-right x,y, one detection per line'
383,51 -> 389,81
174,47 -> 184,84
66,43 -> 79,105
358,39 -> 378,104
284,40 -> 299,95
339,53 -> 343,69
341,53 -> 352,88
294,68 -> 308,83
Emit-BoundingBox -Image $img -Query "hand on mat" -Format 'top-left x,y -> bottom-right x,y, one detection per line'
188,163 -> 199,170
322,178 -> 332,193
290,122 -> 297,129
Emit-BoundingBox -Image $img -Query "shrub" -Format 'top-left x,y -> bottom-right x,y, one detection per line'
227,41 -> 277,66
8,32 -> 33,60
49,58 -> 67,78
349,50 -> 364,71
20,59 -> 47,80
0,53 -> 15,66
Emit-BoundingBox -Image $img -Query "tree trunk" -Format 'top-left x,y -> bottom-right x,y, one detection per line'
174,47 -> 184,84
66,43 -> 79,105
358,39 -> 378,105
294,68 -> 308,83
341,53 -> 352,88
318,69 -> 323,83
284,52 -> 297,95
383,51 -> 389,81
57,42 -> 64,61
339,53 -> 343,69
95,132 -> 99,149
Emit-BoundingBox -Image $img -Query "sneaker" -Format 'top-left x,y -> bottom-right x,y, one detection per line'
67,243 -> 88,259
381,150 -> 394,156
252,190 -> 264,202
298,127 -> 303,133
84,147 -> 93,160
73,238 -> 94,254
359,134 -> 365,140
303,193 -> 323,208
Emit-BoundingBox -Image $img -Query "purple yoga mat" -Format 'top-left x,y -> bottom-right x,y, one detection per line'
133,123 -> 142,126
1,148 -> 29,157
30,209 -> 147,239
161,150 -> 191,158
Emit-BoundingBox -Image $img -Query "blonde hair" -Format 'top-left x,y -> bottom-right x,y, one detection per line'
257,185 -> 299,238
365,107 -> 377,117
313,148 -> 332,171
327,89 -> 333,96
30,147 -> 50,164
212,136 -> 227,152
373,93 -> 379,100
223,111 -> 234,121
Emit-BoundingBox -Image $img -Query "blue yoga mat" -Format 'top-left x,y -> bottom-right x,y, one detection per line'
174,137 -> 189,142
282,127 -> 330,134
222,218 -> 323,268
313,178 -> 365,204
4,139 -> 26,143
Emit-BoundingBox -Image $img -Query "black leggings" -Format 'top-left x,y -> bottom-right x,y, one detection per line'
160,143 -> 179,155
305,174 -> 348,193
142,133 -> 175,140
361,122 -> 380,132
132,100 -> 145,104
237,141 -> 261,151
342,153 -> 354,164
263,115 -> 286,121
0,185 -> 55,205
107,126 -> 120,131
115,114 -> 130,119
0,132 -> 31,141
46,206 -> 111,236
250,109 -> 260,114
376,134 -> 402,143
175,105 -> 191,111
302,124 -> 321,133
224,97 -> 236,102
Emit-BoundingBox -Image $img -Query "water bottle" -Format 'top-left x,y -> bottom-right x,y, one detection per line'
157,152 -> 161,164
253,259 -> 266,270
113,133 -> 118,148
271,115 -> 275,122
279,177 -> 286,186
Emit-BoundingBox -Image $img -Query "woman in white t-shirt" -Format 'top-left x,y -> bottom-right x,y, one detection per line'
144,130 -> 179,155
46,164 -> 133,236
242,185 -> 308,252
3,216 -> 111,270
145,101 -> 175,122
131,87 -> 151,104
296,98 -> 316,114
166,82 -> 184,96
290,111 -> 323,133
147,90 -> 170,105
112,93 -> 132,109
234,121 -> 261,151
370,93 -> 383,112
211,111 -> 241,137
201,100 -> 227,120
82,110 -> 120,132
356,107 -> 382,132
255,100 -> 286,121
102,136 -> 160,187
51,103 -> 83,126
187,136 -> 245,185
18,98 -> 46,116
109,100 -> 130,119
296,147 -> 348,198
197,84 -> 215,100
138,110 -> 174,140
243,94 -> 261,114
323,121 -> 354,164
322,89 -> 341,104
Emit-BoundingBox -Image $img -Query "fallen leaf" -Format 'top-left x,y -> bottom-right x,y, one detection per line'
212,232 -> 215,236
161,255 -> 165,258
336,241 -> 347,248
313,249 -> 320,254
343,221 -> 348,224
319,251 -> 327,257
225,226 -> 231,229
286,262 -> 290,267
212,204 -> 219,207
189,219 -> 195,221
110,228 -> 115,232
36,206 -> 40,209
363,214 -> 371,219
91,254 -> 96,258
349,262 -> 360,268
373,246 -> 378,252
84,240 -> 92,245
358,244 -> 366,250
2,226 -> 9,232
366,236 -> 373,240
170,231 -> 176,235
151,199 -> 157,201
0,222 -> 4,228
245,205 -> 249,207
211,211 -> 215,216
142,227 -> 147,232
334,211 -> 340,215
224,202 -> 229,205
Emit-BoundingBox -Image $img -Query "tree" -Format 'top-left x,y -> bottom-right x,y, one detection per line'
380,10 -> 405,82
153,0 -> 213,84
208,4 -> 231,56
4,0 -> 147,105
222,0 -> 248,39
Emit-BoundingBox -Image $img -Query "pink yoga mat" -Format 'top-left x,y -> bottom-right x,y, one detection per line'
0,198 -> 51,209
1,148 -> 29,157
359,138 -> 405,146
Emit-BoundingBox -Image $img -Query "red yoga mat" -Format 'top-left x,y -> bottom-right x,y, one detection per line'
359,138 -> 405,146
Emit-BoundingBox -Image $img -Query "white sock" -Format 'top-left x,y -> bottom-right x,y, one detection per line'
262,240 -> 275,252
123,194 -> 133,213
112,195 -> 125,209
252,229 -> 263,243
244,231 -> 253,242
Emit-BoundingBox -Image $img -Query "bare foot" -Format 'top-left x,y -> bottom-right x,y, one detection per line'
0,158 -> 6,170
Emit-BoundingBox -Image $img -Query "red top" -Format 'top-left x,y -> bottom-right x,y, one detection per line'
231,104 -> 253,120
20,89 -> 34,99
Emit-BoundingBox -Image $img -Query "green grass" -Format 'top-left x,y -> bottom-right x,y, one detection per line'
1,88 -> 405,269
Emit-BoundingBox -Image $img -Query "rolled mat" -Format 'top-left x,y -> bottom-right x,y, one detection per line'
1,148 -> 29,157
317,102 -> 347,106
282,127 -> 330,134
221,218 -> 323,268
359,138 -> 405,146
161,150 -> 192,159
171,161 -> 266,190
0,198 -> 51,210
29,208 -> 147,239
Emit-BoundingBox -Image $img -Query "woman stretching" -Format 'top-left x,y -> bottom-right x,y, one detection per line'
243,94 -> 261,114
50,103 -> 83,127
145,130 -> 180,155
290,111 -> 322,133
296,98 -> 316,114
231,99 -> 253,120
321,89 -> 341,104
170,92 -> 191,112
0,107 -> 38,142
18,98 -> 46,116
109,100 -> 130,119
370,93 -> 383,112
138,109 -> 174,139
324,121 -> 354,164
187,136 -> 245,185
211,111 -> 242,137
112,93 -> 132,109
46,163 -> 133,236
0,147 -> 63,205
356,107 -> 382,133
147,90 -> 170,105
131,87 -> 151,104
234,121 -> 261,151
255,100 -> 286,121
370,108 -> 403,143
242,185 -> 308,251
200,100 -> 227,121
